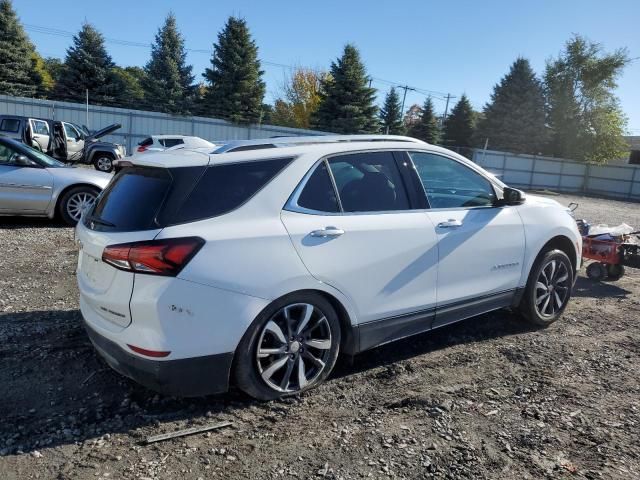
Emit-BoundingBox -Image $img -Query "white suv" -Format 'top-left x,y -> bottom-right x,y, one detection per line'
76,135 -> 582,400
135,135 -> 216,154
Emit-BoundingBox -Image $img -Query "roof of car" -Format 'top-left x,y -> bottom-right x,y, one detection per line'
128,138 -> 441,169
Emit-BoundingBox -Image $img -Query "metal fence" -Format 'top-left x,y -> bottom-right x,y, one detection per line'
473,149 -> 640,201
0,94 -> 325,153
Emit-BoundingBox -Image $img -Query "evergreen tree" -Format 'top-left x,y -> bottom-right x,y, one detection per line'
0,0 -> 37,97
474,58 -> 546,154
54,23 -> 116,104
443,94 -> 475,148
409,96 -> 440,143
379,87 -> 404,134
545,35 -> 629,163
201,17 -> 265,123
143,13 -> 194,115
44,57 -> 64,84
312,44 -> 378,133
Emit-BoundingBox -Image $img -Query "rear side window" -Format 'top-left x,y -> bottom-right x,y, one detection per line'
296,161 -> 340,213
161,138 -> 184,148
0,119 -> 20,133
328,152 -> 410,212
171,158 -> 292,223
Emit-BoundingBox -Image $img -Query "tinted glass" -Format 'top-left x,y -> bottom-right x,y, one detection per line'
410,152 -> 496,208
328,152 -> 410,212
138,137 -> 153,147
172,158 -> 292,223
162,138 -> 184,148
89,168 -> 172,231
0,119 -> 20,133
297,161 -> 339,213
0,142 -> 20,164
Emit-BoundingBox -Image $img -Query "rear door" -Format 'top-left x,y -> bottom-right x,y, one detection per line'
281,151 -> 439,349
407,151 -> 525,328
0,141 -> 53,214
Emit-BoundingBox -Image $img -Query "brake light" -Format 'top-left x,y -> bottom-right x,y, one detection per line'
102,237 -> 204,276
137,145 -> 148,152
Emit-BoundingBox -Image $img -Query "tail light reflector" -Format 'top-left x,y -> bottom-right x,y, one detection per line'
127,344 -> 171,358
136,145 -> 148,153
102,237 -> 204,276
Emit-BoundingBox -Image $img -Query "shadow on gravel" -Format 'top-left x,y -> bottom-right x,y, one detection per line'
571,276 -> 631,299
0,306 -> 533,455
0,217 -> 69,229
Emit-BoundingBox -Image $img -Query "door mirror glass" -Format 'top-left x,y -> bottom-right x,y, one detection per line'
501,187 -> 526,206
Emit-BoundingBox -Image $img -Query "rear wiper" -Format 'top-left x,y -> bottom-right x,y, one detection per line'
87,216 -> 116,228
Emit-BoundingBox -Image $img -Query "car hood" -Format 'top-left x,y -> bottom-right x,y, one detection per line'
524,194 -> 563,208
48,166 -> 112,190
86,123 -> 121,141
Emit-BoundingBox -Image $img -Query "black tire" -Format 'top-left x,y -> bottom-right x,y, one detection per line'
519,249 -> 573,327
605,264 -> 625,281
234,292 -> 341,401
58,185 -> 99,226
94,154 -> 114,173
586,262 -> 607,281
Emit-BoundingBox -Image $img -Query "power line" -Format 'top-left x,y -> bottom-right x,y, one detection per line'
24,23 -> 454,104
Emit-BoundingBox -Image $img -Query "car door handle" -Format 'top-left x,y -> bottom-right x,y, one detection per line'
310,227 -> 345,237
437,219 -> 463,228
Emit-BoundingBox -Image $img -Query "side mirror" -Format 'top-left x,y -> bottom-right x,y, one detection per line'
15,155 -> 38,167
500,187 -> 526,206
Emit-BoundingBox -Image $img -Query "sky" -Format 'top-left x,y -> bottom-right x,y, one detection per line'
14,0 -> 640,133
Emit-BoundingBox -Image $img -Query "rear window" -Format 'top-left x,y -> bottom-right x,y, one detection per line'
138,137 -> 153,147
168,157 -> 292,224
87,167 -> 203,232
0,119 -> 20,133
87,158 -> 291,231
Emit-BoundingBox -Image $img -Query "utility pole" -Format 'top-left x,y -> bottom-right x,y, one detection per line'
442,93 -> 455,125
85,89 -> 89,129
399,85 -> 416,119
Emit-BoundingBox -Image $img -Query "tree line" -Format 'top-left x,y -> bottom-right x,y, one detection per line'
0,0 -> 630,162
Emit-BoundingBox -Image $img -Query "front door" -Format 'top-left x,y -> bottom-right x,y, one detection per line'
62,122 -> 84,161
29,119 -> 51,152
281,152 -> 439,350
407,151 -> 525,329
0,142 -> 53,214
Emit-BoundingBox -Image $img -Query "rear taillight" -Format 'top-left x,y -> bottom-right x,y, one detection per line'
136,145 -> 148,153
102,237 -> 204,276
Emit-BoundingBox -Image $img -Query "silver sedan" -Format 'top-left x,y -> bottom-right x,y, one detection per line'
0,136 -> 111,225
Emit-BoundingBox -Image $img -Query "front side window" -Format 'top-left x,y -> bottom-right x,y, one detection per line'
63,123 -> 80,141
328,152 -> 410,212
409,152 -> 496,208
32,120 -> 49,135
0,142 -> 20,164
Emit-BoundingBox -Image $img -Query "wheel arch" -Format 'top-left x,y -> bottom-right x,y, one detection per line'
539,235 -> 579,275
51,182 -> 101,219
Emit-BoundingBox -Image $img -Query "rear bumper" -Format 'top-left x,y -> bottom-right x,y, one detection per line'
82,318 -> 233,397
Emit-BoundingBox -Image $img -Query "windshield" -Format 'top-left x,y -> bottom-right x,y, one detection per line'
24,144 -> 66,167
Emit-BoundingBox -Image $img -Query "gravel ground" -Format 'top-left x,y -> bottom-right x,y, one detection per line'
1,193 -> 639,480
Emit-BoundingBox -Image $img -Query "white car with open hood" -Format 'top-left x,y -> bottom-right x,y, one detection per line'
75,135 -> 582,400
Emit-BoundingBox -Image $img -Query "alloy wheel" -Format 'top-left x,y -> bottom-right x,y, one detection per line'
96,157 -> 112,172
535,258 -> 570,317
256,303 -> 333,393
66,191 -> 96,222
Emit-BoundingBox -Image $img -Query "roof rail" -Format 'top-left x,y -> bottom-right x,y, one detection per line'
212,134 -> 426,154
